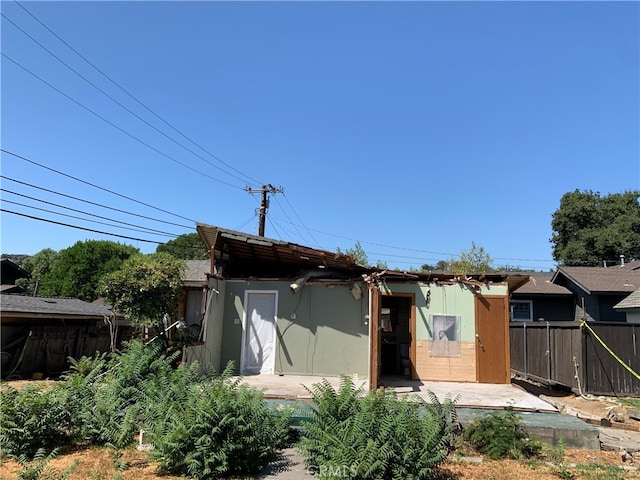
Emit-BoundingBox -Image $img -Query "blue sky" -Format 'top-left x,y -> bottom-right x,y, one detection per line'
1,1 -> 638,271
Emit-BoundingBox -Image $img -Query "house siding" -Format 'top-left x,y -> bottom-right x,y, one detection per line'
598,295 -> 627,322
379,282 -> 508,382
219,280 -> 369,377
533,297 -> 574,322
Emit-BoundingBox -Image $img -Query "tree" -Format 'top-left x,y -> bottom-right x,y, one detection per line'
99,253 -> 185,328
39,240 -> 140,301
426,242 -> 494,274
156,233 -> 209,260
15,248 -> 60,294
551,190 -> 640,266
337,241 -> 369,266
421,260 -> 450,272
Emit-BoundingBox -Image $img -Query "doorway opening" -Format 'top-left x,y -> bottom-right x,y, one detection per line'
380,295 -> 413,379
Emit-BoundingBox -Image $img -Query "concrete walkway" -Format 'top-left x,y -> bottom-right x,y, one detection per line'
237,374 -> 557,412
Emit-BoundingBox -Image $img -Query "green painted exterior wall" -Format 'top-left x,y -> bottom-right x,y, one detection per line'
220,280 -> 370,377
184,277 -> 226,374
379,282 -> 508,342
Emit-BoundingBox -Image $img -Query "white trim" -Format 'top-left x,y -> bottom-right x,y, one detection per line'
510,300 -> 533,322
240,290 -> 279,374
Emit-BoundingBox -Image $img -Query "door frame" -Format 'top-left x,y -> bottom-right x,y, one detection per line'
240,290 -> 278,374
370,290 -> 416,388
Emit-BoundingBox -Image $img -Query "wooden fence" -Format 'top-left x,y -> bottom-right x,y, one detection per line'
510,321 -> 640,397
3,322 -> 136,379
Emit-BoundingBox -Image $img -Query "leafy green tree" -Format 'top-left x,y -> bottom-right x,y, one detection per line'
155,232 -> 209,260
429,242 -> 494,274
421,260 -> 450,272
337,241 -> 369,266
99,253 -> 184,328
39,241 -> 139,301
15,248 -> 60,294
551,190 -> 640,266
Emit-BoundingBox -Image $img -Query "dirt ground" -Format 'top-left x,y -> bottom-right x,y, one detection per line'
0,445 -> 637,480
2,378 -> 640,479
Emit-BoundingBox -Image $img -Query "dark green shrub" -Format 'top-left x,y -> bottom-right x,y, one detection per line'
78,339 -> 184,447
299,377 -> 452,480
464,406 -> 543,460
0,385 -> 71,458
148,366 -> 292,479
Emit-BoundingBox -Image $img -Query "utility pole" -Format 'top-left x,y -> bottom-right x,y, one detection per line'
245,184 -> 284,236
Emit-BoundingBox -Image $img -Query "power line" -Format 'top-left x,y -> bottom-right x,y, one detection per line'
1,175 -> 193,229
2,198 -> 181,238
1,188 -> 182,236
1,53 -> 245,190
281,193 -> 321,248
1,209 -> 163,245
1,12 -> 255,187
10,0 -> 263,187
269,215 -> 556,265
2,149 -> 196,224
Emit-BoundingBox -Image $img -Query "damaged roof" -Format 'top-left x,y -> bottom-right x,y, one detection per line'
373,269 -> 531,292
196,223 -> 530,290
197,223 -> 368,277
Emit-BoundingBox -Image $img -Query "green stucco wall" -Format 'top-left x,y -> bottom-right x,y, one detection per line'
379,282 -> 508,341
184,277 -> 226,374
219,280 -> 370,377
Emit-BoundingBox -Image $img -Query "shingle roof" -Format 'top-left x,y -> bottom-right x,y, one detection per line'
184,260 -> 209,283
614,289 -> 640,310
0,293 -> 116,318
512,273 -> 572,295
553,261 -> 640,294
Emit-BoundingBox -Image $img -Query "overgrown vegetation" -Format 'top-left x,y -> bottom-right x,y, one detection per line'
464,406 -> 543,460
0,385 -> 72,458
0,340 -> 292,480
148,368 -> 292,479
299,377 -> 455,480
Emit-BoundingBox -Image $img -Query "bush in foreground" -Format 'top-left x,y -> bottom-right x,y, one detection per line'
464,406 -> 543,460
299,377 -> 453,480
0,384 -> 71,458
148,368 -> 292,479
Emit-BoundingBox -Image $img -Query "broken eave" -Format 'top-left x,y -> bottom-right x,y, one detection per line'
197,223 -> 367,278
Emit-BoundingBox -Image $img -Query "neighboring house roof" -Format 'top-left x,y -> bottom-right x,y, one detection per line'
183,260 -> 209,287
614,289 -> 640,311
512,273 -> 572,296
1,257 -> 30,286
1,284 -> 25,294
0,293 -> 118,320
552,261 -> 640,294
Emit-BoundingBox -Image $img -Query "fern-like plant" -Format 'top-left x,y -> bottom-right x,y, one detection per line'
464,406 -> 543,460
148,363 -> 292,479
0,385 -> 72,458
78,339 -> 183,447
299,377 -> 453,480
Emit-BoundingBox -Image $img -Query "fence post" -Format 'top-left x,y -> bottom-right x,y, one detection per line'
523,322 -> 528,379
546,321 -> 551,384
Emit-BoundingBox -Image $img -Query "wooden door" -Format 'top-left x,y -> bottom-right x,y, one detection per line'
475,296 -> 510,384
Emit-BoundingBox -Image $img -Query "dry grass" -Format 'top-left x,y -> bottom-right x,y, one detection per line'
0,446 -> 637,480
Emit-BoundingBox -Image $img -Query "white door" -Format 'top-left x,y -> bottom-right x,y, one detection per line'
242,291 -> 277,374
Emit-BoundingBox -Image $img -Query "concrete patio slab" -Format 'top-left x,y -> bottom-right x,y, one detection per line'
236,374 -> 557,412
